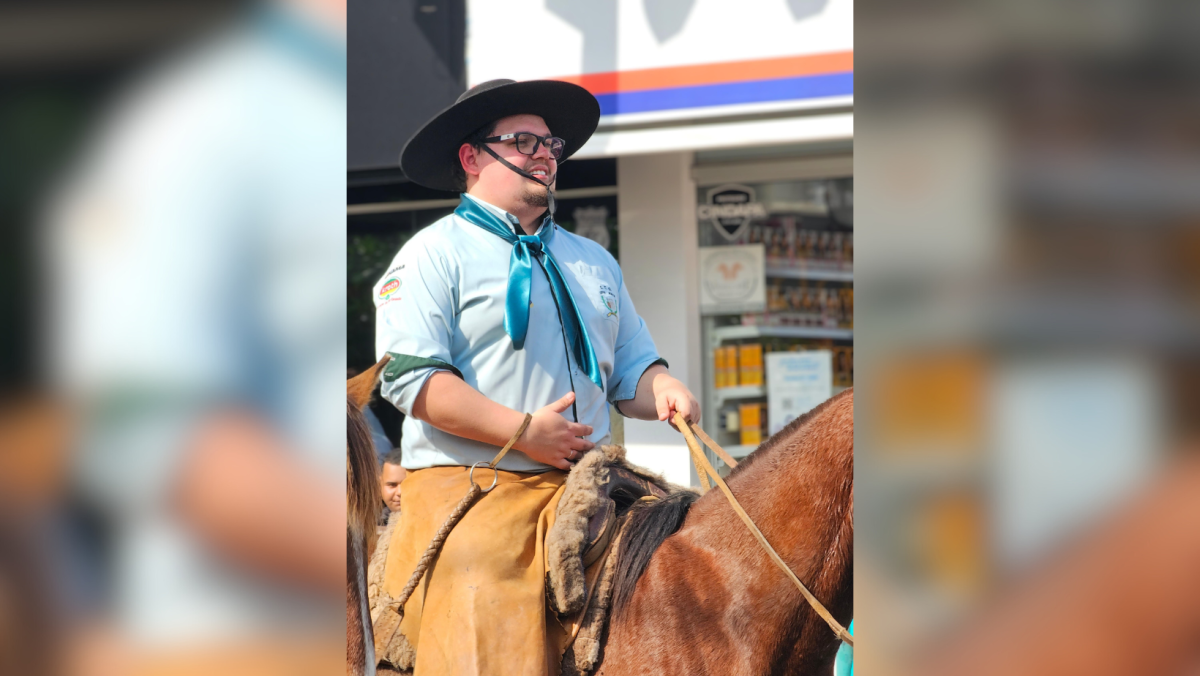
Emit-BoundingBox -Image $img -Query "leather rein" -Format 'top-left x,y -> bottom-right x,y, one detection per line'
672,412 -> 854,648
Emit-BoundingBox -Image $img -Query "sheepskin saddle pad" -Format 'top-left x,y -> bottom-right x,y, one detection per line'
545,443 -> 690,616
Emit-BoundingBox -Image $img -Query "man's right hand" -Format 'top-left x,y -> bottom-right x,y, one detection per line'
517,391 -> 594,470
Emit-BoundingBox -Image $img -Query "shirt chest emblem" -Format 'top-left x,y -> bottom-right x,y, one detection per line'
599,284 -> 618,317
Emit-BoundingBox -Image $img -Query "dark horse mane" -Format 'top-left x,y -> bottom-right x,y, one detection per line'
611,390 -> 852,618
346,397 -> 380,548
611,490 -> 699,615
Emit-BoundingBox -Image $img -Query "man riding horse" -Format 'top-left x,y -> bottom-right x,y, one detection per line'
372,78 -> 701,674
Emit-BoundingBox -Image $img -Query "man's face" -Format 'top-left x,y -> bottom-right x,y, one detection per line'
470,114 -> 557,207
380,462 -> 406,512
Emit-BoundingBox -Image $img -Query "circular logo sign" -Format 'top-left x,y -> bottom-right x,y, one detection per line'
702,249 -> 760,303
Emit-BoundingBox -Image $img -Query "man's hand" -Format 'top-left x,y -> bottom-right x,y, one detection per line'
653,375 -> 701,431
615,364 -> 702,429
516,391 -> 594,470
414,373 -> 593,471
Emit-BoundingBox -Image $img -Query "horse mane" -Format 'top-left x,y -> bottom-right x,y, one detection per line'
611,491 -> 700,616
346,398 -> 380,548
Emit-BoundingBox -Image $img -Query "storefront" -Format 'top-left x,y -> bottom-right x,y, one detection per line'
692,159 -> 853,465
603,149 -> 852,485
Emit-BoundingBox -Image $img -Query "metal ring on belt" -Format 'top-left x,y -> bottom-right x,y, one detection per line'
468,461 -> 499,493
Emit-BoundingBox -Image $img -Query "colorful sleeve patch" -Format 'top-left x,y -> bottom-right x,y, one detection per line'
378,277 -> 402,302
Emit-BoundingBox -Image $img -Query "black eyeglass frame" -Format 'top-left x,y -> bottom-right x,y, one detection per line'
480,132 -> 566,160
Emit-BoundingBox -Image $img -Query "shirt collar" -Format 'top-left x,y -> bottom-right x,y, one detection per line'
462,193 -> 549,236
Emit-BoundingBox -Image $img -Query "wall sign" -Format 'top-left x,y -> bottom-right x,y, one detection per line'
766,350 -> 833,435
467,0 -> 853,123
699,244 -> 766,315
699,184 -> 768,242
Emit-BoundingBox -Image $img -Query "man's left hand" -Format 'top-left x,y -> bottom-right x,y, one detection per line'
653,376 -> 701,431
615,364 -> 701,429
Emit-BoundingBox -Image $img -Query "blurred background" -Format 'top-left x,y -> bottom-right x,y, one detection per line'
855,0 -> 1200,673
1,1 -> 347,674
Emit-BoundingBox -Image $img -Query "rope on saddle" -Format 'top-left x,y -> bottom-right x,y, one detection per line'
673,412 -> 854,648
391,483 -> 482,613
373,413 -> 533,658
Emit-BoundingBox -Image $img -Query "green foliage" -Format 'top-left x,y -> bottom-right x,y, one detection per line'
347,230 -> 413,372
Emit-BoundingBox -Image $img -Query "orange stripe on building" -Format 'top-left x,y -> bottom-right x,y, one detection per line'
552,51 -> 853,95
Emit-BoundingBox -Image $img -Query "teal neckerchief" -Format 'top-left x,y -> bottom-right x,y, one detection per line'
455,196 -> 604,391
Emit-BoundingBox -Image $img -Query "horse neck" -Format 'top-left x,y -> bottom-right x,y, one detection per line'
724,392 -> 853,565
718,391 -> 854,669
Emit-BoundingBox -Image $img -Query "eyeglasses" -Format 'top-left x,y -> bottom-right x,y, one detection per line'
481,132 -> 565,160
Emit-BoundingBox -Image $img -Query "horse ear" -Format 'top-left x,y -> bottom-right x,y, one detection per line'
347,355 -> 391,409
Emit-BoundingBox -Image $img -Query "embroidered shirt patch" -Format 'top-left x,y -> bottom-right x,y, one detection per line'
379,277 -> 402,302
599,284 -> 618,317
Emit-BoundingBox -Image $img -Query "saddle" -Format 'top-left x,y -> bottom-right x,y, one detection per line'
586,465 -> 668,563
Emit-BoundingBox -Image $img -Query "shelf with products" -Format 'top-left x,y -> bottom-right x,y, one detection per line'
748,221 -> 852,269
710,331 -> 854,393
764,265 -> 853,282
714,385 -> 765,405
706,327 -> 855,457
711,324 -> 854,344
762,275 -> 853,331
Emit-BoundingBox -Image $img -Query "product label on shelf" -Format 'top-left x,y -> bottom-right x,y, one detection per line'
739,402 -> 763,447
738,343 -> 764,386
699,244 -> 766,315
766,350 -> 833,435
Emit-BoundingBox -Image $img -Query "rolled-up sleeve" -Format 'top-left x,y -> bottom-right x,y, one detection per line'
606,266 -> 667,407
374,235 -> 462,415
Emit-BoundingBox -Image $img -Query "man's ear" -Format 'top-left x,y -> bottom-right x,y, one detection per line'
459,143 -> 483,179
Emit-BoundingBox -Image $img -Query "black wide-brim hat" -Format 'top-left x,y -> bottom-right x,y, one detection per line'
400,79 -> 601,192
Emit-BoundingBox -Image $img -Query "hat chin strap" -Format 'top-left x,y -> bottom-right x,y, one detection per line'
479,144 -> 558,219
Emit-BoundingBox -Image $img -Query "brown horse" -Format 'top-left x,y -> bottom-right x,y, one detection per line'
347,357 -> 390,676
597,388 -> 854,675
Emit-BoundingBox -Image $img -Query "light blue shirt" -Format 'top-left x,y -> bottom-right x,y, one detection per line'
374,194 -> 664,472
